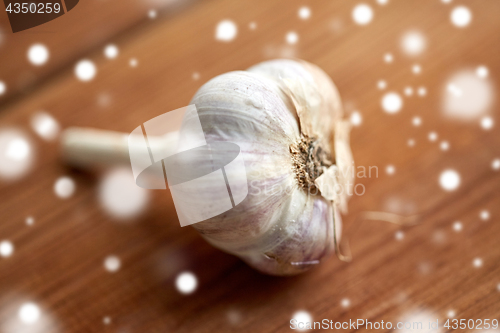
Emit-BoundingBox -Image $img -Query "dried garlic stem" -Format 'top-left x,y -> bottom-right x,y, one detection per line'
60,127 -> 177,169
357,211 -> 420,226
290,135 -> 333,192
332,203 -> 352,263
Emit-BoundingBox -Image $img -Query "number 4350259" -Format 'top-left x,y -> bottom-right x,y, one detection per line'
5,3 -> 62,14
444,319 -> 498,330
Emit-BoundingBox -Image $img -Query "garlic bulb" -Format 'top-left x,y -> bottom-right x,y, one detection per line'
60,59 -> 354,276
187,59 -> 354,275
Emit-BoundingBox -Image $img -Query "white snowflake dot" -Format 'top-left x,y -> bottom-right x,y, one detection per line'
286,31 -> 299,45
298,7 -> 311,20
428,132 -> 438,142
447,310 -> 456,318
480,116 -> 494,130
476,66 -> 489,79
31,111 -> 60,141
433,230 -> 446,244
340,298 -> 351,308
395,230 -> 404,241
215,20 -> 238,42
129,58 -> 138,67
412,64 -> 421,74
350,111 -> 362,126
443,70 -> 493,121
28,44 -> 49,66
26,216 -> 34,226
417,86 -> 427,96
226,309 -> 242,325
381,92 -> 403,114
404,86 -> 413,96
352,4 -> 373,25
104,255 -> 121,272
407,138 -> 415,147
492,158 -> 500,171
54,177 -> 75,199
249,22 -> 257,30
377,80 -> 387,90
384,53 -> 393,63
479,210 -> 490,221
148,9 -> 157,19
99,168 -> 149,220
439,169 -> 460,191
75,60 -> 96,81
412,116 -> 422,127
401,31 -> 426,56
103,316 -> 112,325
452,221 -> 462,232
18,303 -> 40,324
0,240 -> 14,257
104,44 -> 119,59
451,6 -> 472,28
0,130 -> 33,180
176,271 -> 198,294
5,138 -> 30,161
472,257 -> 483,268
440,141 -> 450,151
385,165 -> 395,175
0,81 -> 6,95
292,310 -> 312,332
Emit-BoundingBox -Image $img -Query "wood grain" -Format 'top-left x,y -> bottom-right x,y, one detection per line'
0,0 -> 499,332
0,0 -> 197,105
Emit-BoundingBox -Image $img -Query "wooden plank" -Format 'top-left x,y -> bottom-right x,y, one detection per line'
0,0 -> 499,332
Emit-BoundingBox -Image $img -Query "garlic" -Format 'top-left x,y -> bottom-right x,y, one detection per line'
188,59 -> 353,275
61,59 -> 354,276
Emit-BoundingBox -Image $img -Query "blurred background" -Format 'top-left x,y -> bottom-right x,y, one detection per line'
0,0 -> 499,332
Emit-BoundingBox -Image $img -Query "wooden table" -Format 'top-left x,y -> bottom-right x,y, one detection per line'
0,0 -> 499,331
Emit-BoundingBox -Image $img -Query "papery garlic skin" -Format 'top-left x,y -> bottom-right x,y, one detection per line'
187,59 -> 352,275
